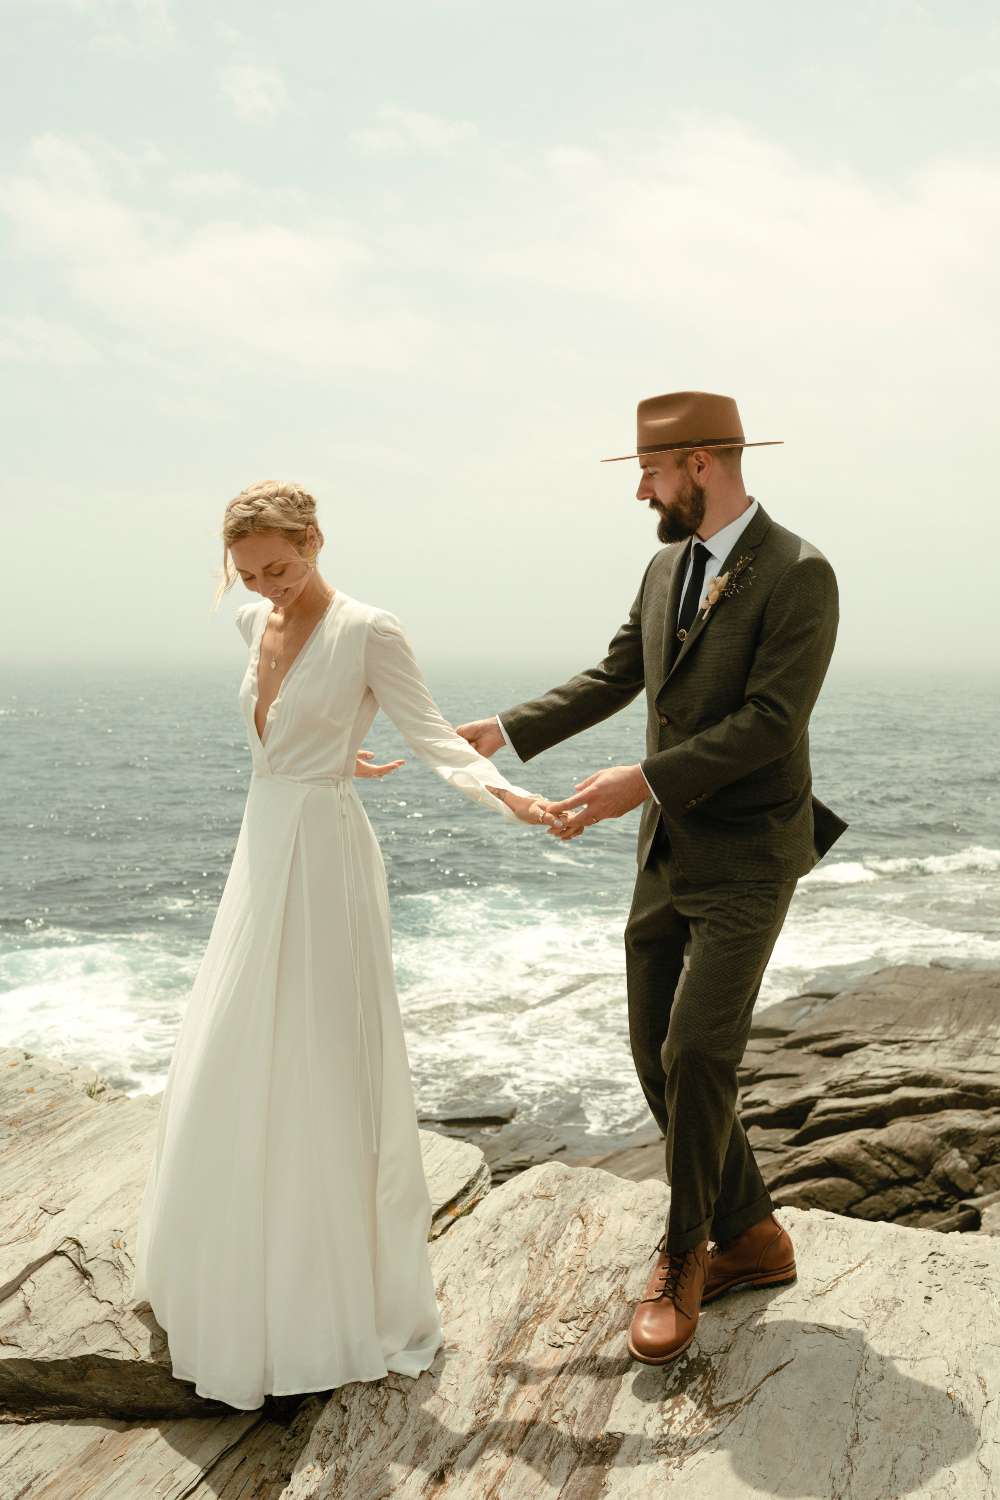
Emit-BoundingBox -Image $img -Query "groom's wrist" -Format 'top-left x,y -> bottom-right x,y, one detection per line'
641,751 -> 706,816
638,765 -> 660,804
496,715 -> 517,753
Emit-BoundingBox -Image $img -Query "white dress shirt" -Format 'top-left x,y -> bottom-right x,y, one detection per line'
675,496 -> 759,627
496,497 -> 760,805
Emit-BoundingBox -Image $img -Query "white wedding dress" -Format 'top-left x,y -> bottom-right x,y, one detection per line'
129,591 -> 531,1410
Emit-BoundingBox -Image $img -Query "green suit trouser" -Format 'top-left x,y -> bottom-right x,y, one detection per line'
625,821 -> 797,1254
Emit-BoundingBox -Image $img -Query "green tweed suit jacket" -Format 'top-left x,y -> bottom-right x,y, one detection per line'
501,501 -> 847,884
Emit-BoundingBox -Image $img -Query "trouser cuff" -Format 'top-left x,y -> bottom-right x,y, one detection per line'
664,1212 -> 713,1255
709,1189 -> 775,1246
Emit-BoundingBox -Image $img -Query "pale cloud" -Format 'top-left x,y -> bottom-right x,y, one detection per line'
7,118 -> 999,432
170,169 -> 246,199
219,62 -> 288,124
64,0 -> 169,12
37,0 -> 175,51
377,115 -> 1000,452
6,119 -> 1000,468
1,136 -> 431,372
447,119 -> 989,320
352,106 -> 478,156
958,64 -> 1000,92
516,121 -> 999,324
0,313 -> 100,365
213,21 -> 244,47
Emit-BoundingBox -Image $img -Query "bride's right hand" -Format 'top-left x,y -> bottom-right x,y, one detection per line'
545,806 -> 587,840
487,788 -> 565,829
457,718 -> 504,757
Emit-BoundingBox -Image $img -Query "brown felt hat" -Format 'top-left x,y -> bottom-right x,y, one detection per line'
602,390 -> 782,463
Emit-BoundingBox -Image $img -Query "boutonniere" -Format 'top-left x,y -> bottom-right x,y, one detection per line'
699,553 -> 755,621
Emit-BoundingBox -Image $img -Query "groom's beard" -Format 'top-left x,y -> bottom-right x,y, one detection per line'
654,476 -> 707,543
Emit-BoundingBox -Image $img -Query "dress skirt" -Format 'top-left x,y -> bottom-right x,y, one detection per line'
130,771 -> 443,1409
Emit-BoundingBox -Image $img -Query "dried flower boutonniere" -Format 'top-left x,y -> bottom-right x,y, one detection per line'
699,552 -> 755,622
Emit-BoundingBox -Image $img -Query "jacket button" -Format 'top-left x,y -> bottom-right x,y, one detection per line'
658,713 -> 669,726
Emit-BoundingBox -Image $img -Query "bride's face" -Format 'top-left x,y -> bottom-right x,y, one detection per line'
230,529 -> 315,606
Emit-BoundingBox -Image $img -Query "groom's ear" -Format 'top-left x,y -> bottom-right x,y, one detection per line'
683,449 -> 709,477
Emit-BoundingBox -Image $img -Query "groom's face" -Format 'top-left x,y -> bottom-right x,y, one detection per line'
636,455 -> 707,543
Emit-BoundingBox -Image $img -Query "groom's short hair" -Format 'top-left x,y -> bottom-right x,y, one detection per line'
672,445 -> 744,475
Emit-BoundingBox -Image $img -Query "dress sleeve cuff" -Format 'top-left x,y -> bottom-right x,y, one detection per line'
435,764 -> 534,823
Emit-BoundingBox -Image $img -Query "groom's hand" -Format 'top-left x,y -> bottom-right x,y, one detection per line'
546,765 -> 650,836
456,717 -> 503,757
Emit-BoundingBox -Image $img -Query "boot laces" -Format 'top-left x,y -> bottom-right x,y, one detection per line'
650,1239 -> 691,1303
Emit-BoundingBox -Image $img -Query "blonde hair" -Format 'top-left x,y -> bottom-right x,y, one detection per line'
216,480 -> 324,604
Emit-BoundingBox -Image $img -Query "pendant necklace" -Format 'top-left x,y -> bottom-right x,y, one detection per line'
267,585 -> 333,670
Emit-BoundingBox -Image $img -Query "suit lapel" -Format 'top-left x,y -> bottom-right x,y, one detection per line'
658,501 -> 773,692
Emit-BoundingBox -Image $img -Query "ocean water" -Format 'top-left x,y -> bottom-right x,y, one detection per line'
2,661 -> 998,1144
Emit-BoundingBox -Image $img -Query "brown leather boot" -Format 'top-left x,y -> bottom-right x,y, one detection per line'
627,1236 -> 709,1365
702,1211 -> 797,1305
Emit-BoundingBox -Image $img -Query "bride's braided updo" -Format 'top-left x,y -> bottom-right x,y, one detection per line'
217,480 -> 325,600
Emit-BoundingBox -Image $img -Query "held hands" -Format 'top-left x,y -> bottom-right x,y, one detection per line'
352,721 -> 649,838
456,712 -> 650,839
483,763 -> 650,836
545,765 -> 651,840
458,717 -> 565,828
352,739 -> 561,827
486,787 -> 568,829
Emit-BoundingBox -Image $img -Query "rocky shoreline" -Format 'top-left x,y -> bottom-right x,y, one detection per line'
2,961 -> 998,1496
422,962 -> 1000,1236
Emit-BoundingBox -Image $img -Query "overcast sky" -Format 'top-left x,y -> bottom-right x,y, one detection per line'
3,0 -> 998,676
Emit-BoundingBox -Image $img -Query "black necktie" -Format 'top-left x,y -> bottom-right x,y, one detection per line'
677,541 -> 711,637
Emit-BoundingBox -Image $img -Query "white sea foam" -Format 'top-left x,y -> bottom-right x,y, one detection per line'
391,862 -> 1000,1132
395,887 -> 626,1012
0,936 -> 198,1095
3,836 -> 999,1137
799,861 -> 879,887
867,845 -> 1000,877
391,884 -> 645,1132
800,844 -> 1000,888
761,898 -> 1000,1006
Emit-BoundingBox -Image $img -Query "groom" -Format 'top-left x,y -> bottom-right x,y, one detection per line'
458,390 -> 847,1365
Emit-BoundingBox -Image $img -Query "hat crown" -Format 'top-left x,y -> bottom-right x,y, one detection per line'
600,390 -> 782,462
637,391 -> 745,454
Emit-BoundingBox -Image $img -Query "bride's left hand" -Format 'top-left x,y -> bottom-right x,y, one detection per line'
354,749 -> 406,779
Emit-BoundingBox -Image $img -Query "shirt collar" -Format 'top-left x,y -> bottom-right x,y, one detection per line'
696,495 -> 759,568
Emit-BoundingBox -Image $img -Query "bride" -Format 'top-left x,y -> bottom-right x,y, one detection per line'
129,479 -> 558,1410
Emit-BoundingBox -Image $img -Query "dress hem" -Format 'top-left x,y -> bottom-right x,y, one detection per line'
167,1343 -> 444,1411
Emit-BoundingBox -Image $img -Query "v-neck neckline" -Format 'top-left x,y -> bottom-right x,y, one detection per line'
250,592 -> 339,748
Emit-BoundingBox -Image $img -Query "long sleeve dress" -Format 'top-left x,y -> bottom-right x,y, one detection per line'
129,590 -> 533,1410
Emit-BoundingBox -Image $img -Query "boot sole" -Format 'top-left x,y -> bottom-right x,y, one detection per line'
701,1265 -> 797,1304
626,1327 -> 697,1365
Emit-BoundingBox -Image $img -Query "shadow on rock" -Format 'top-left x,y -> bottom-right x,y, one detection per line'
369,1314 -> 982,1498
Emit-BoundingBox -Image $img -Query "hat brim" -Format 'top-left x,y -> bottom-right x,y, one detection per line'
601,440 -> 783,463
